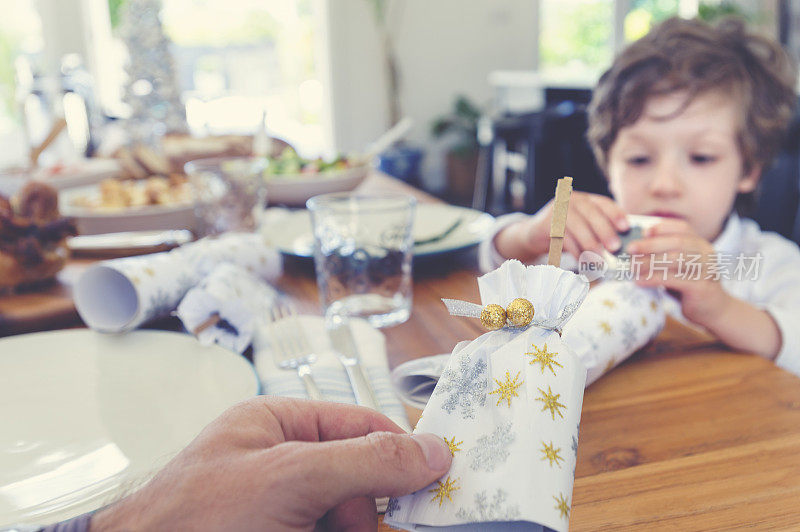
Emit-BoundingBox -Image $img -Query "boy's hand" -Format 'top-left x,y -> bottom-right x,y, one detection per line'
628,219 -> 730,327
496,192 -> 629,262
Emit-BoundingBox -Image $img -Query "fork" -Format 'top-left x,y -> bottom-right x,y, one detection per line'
266,304 -> 324,400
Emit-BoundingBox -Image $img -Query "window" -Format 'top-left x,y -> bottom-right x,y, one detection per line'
539,0 -> 614,84
104,0 -> 324,155
538,0 -> 774,86
0,1 -> 43,168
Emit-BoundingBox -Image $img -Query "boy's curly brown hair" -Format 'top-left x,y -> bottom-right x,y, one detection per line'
587,16 -> 797,177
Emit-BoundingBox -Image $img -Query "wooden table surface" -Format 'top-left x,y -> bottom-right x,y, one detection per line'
5,173 -> 800,529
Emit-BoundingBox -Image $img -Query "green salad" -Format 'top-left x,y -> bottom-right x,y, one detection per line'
263,148 -> 357,178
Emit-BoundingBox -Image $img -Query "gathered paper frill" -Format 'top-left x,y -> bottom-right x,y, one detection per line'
385,260 -> 588,532
176,262 -> 280,353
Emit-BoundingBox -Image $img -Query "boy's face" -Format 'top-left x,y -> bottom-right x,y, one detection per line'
606,91 -> 759,242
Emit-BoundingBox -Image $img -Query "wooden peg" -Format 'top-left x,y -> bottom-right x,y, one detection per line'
547,176 -> 573,267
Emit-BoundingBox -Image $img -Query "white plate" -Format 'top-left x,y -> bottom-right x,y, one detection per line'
0,329 -> 258,527
60,184 -> 200,236
264,164 -> 370,206
262,203 -> 495,258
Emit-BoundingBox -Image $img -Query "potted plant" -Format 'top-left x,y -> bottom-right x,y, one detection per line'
431,95 -> 482,204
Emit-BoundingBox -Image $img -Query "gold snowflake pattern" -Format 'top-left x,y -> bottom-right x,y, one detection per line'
599,321 -> 613,335
540,441 -> 564,468
553,493 -> 570,519
444,436 -> 463,456
536,385 -> 566,420
602,299 -> 616,309
489,370 -> 524,407
429,476 -> 460,507
526,343 -> 563,376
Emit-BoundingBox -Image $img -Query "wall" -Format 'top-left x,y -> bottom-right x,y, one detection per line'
322,0 -> 538,191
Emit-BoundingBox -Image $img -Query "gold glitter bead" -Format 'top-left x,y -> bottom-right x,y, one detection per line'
506,297 -> 534,327
480,303 -> 507,330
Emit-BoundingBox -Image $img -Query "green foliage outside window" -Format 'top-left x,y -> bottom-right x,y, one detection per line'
539,0 -> 612,79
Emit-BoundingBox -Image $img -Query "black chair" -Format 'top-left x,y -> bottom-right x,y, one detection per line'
472,101 -> 608,216
755,111 -> 800,246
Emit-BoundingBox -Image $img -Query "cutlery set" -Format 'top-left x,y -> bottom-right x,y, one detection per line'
264,303 -> 379,408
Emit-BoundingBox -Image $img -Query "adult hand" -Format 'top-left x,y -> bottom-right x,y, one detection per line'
628,218 -> 729,327
495,192 -> 629,262
90,397 -> 451,531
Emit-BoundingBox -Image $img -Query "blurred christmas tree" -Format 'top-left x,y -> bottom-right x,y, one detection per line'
120,0 -> 187,144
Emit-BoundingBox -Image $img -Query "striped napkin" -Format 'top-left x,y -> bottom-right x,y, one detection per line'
253,315 -> 411,432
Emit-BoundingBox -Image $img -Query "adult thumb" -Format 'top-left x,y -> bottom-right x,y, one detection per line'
299,431 -> 452,509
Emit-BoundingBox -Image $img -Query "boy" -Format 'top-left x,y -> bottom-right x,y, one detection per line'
482,17 -> 800,375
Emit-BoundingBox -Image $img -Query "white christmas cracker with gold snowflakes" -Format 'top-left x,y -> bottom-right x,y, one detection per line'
385,260 -> 588,532
74,233 -> 281,333
561,280 -> 665,387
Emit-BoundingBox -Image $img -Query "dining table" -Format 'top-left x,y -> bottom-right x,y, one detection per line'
4,172 -> 800,530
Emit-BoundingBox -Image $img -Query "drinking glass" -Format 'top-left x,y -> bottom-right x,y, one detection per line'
307,193 -> 416,328
185,156 -> 266,236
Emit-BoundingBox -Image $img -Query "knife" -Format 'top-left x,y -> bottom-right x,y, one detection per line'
328,318 -> 380,410
67,230 -> 193,254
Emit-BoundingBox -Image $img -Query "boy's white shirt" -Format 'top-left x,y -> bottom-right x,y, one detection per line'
479,212 -> 800,378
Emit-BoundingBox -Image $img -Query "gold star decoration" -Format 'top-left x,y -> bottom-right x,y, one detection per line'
553,493 -> 570,519
604,357 -> 616,373
526,343 -> 563,376
444,436 -> 463,456
429,476 -> 460,507
540,441 -> 564,468
641,315 -> 648,327
144,267 -> 155,277
599,321 -> 613,335
650,300 -> 659,312
489,370 -> 524,407
130,276 -> 140,285
602,299 -> 616,309
536,385 -> 567,420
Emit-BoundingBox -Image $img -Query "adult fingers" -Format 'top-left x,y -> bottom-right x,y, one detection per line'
320,496 -> 377,532
261,397 -> 407,443
285,431 -> 452,514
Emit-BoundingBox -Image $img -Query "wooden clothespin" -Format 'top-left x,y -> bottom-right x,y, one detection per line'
547,176 -> 573,267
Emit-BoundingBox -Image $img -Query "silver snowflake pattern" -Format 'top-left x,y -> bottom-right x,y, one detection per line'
617,284 -> 647,306
385,497 -> 400,518
621,319 -> 638,350
434,355 -> 488,419
572,425 -> 580,477
578,331 -> 600,352
455,489 -> 521,522
147,288 -> 175,320
467,421 -> 515,472
174,272 -> 197,295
